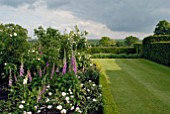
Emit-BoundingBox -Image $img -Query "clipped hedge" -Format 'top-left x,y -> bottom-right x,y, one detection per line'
92,53 -> 142,58
88,47 -> 135,54
93,61 -> 119,114
143,35 -> 170,66
134,43 -> 143,53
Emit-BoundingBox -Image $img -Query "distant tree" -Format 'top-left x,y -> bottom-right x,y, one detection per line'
116,40 -> 124,47
154,20 -> 170,35
124,36 -> 139,46
99,36 -> 115,47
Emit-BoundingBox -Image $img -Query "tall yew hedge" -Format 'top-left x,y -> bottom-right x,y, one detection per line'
143,35 -> 170,66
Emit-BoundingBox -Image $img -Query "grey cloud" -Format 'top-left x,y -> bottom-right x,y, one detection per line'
0,0 -> 35,7
44,0 -> 170,33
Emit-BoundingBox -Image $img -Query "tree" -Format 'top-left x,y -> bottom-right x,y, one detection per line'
99,36 -> 115,47
154,20 -> 170,35
124,36 -> 139,46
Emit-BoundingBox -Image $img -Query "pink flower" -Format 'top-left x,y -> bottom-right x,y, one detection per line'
27,70 -> 32,82
20,64 -> 24,77
62,60 -> 67,75
8,78 -> 12,86
50,64 -> 55,79
71,54 -> 77,74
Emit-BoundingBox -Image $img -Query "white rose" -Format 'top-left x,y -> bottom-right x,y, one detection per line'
61,109 -> 67,114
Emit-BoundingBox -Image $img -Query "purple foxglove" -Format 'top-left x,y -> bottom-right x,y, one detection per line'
50,64 -> 55,79
20,64 -> 24,77
27,70 -> 32,82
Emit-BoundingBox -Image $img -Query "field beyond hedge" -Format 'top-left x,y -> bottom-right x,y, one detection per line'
93,59 -> 170,114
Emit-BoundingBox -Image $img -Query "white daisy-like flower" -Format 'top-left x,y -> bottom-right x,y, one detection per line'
89,80 -> 92,82
92,84 -> 96,87
70,106 -> 74,110
70,95 -> 74,98
69,89 -> 71,92
87,97 -> 90,99
61,109 -> 67,114
21,101 -> 25,104
37,58 -> 41,61
4,63 -> 7,66
47,105 -> 52,109
56,105 -> 62,110
47,85 -> 50,88
10,34 -> 12,37
65,97 -> 69,101
62,92 -> 66,96
67,100 -> 70,103
14,32 -> 17,36
80,83 -> 83,87
19,104 -> 24,109
48,92 -> 52,96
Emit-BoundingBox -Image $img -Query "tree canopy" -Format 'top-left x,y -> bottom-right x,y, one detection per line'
99,36 -> 115,47
154,20 -> 170,35
124,36 -> 139,46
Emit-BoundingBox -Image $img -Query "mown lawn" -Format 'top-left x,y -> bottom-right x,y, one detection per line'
93,59 -> 170,114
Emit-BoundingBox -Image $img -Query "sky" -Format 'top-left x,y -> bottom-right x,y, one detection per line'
0,0 -> 170,39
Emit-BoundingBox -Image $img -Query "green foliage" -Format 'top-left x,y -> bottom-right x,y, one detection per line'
92,53 -> 142,58
88,47 -> 135,54
99,36 -> 115,47
143,35 -> 170,66
154,20 -> 170,35
134,43 -> 143,53
0,23 -> 29,64
124,36 -> 139,46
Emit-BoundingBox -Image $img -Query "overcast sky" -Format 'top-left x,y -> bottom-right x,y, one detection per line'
1,0 -> 170,39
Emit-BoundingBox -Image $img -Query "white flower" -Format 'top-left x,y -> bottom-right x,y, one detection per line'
4,63 -> 7,66
71,95 -> 74,98
32,50 -> 35,53
21,101 -> 25,104
61,109 -> 67,114
93,99 -> 97,102
46,98 -> 50,102
19,104 -> 24,109
23,77 -> 28,85
87,97 -> 90,99
76,107 -> 80,112
65,97 -> 69,101
70,91 -> 73,94
26,112 -> 32,114
47,105 -> 52,109
70,106 -> 74,110
69,89 -> 71,92
70,103 -> 72,106
14,32 -> 17,36
90,64 -> 93,66
67,100 -> 70,103
37,58 -> 40,61
62,92 -> 66,96
47,85 -> 50,88
99,85 -> 102,88
80,83 -> 83,87
37,110 -> 41,113
34,105 -> 38,109
48,92 -> 52,96
87,89 -> 90,92
92,84 -> 96,87
56,105 -> 62,110
89,80 -> 92,82
10,34 -> 12,37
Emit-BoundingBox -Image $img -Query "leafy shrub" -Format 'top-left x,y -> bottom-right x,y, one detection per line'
134,43 -> 143,54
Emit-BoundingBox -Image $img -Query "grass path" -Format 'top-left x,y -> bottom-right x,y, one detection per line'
93,59 -> 170,114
